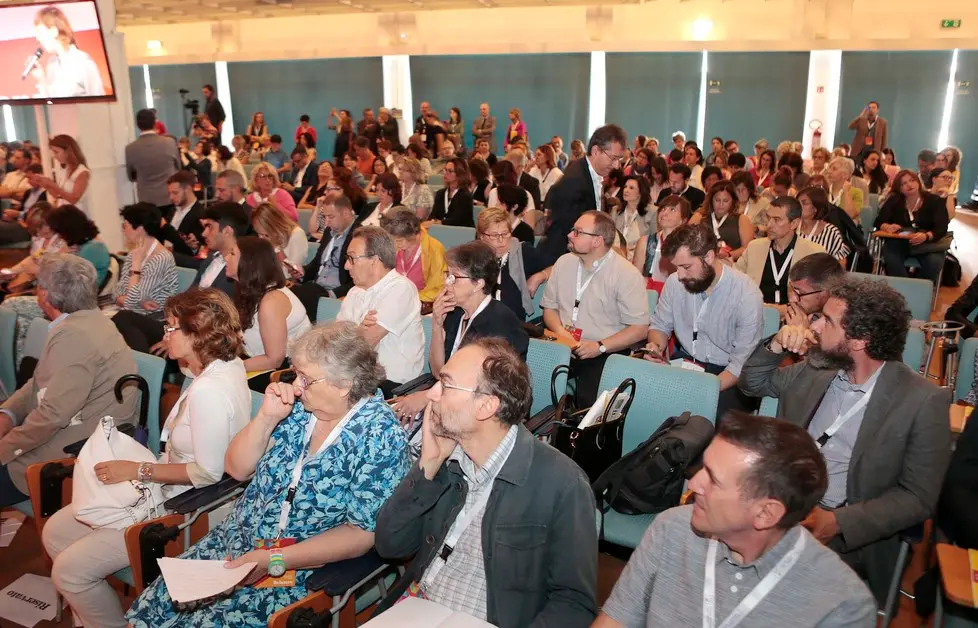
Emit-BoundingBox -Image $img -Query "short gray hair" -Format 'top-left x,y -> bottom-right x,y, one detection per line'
352,225 -> 397,269
37,253 -> 98,313
289,321 -> 386,404
828,156 -> 855,177
380,208 -> 421,238
217,168 -> 245,192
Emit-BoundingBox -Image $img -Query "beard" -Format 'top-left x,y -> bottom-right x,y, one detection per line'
680,262 -> 716,294
806,343 -> 855,371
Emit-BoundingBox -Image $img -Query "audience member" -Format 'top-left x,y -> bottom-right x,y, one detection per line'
946,274 -> 978,339
736,196 -> 825,305
159,171 -> 204,261
294,113 -> 317,144
683,144 -> 705,190
476,207 -> 549,320
245,111 -> 269,146
506,149 -> 542,211
127,321 -> 409,625
0,204 -> 59,299
376,337 -> 598,627
29,134 -> 90,216
539,124 -> 628,264
297,132 -> 317,162
646,223 -> 763,417
916,149 -> 937,189
739,277 -> 950,603
633,194 -> 692,293
552,135 -> 569,169
730,169 -> 770,236
493,184 -> 535,243
333,165 -> 368,216
377,108 -> 400,150
368,172 -> 401,223
415,102 -> 432,152
471,102 -> 497,153
473,138 -> 498,167
657,163 -> 706,213
594,413 -> 876,628
796,186 -> 850,263
825,156 -> 862,219
353,137 -> 376,178
115,203 -> 179,318
691,179 -> 752,263
430,157 -> 474,227
0,254 -> 138,506
529,143 -> 563,202
848,100 -> 888,155
782,252 -> 846,328
444,107 -> 465,153
381,208 -> 447,306
125,109 -> 180,210
469,157 -> 492,205
0,149 -> 32,245
338,226 -> 425,396
251,201 -> 309,280
424,111 -> 449,156
195,200 -> 250,295
262,134 -> 291,175
247,162 -> 299,222
292,195 -> 362,319
42,288 -> 250,628
854,149 -> 888,195
753,149 -> 776,190
612,175 -> 654,262
399,156 -> 435,220
874,169 -> 949,283
179,138 -> 212,196
929,167 -> 958,222
282,146 -> 317,203
214,169 -> 248,205
700,164 -> 723,192
406,141 -> 433,178
504,107 -> 528,153
542,210 -> 649,407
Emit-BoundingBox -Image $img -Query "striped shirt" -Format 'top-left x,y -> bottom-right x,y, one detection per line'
115,245 -> 179,319
800,222 -> 850,262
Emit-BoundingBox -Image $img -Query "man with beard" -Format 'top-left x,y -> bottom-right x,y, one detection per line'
645,223 -> 764,419
374,337 -> 598,628
738,277 -> 951,605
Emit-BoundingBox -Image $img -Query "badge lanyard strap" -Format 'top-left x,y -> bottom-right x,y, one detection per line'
692,294 -> 711,358
275,398 -> 367,539
451,296 -> 492,356
711,213 -> 729,241
767,248 -> 794,304
815,379 -> 877,449
398,244 -> 423,276
572,251 -> 613,328
703,533 -> 806,628
494,252 -> 509,301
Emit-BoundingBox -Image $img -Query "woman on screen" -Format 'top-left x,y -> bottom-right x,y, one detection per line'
31,6 -> 106,98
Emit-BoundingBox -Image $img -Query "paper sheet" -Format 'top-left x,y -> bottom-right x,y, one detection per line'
363,597 -> 496,627
0,510 -> 26,548
0,574 -> 59,627
156,558 -> 256,604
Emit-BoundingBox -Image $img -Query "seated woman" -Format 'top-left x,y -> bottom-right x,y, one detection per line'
341,152 -> 367,190
825,156 -> 863,220
42,289 -> 251,628
114,203 -> 179,319
731,170 -> 770,236
252,202 -> 309,281
125,321 -> 410,628
0,202 -> 61,300
214,145 -> 247,182
391,241 -> 529,422
528,144 -> 563,202
488,159 -> 536,228
366,157 -> 388,194
2,204 -> 109,366
333,166 -> 368,218
690,179 -> 753,262
298,161 -> 338,212
406,141 -> 432,179
633,194 -> 692,293
398,157 -> 434,220
229,237 -> 312,391
247,163 -> 299,222
796,186 -> 850,264
929,167 -> 958,222
475,207 -> 550,320
612,175 -> 654,262
429,157 -> 474,227
469,157 -> 492,206
231,135 -> 249,163
361,173 -> 401,227
494,183 -> 534,244
874,169 -> 949,284
298,132 -> 317,162
854,149 -> 889,195
380,208 -> 446,310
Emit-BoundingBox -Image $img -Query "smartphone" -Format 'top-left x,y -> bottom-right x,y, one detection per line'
633,347 -> 665,361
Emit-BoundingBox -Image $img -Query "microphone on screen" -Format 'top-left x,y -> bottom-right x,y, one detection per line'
21,48 -> 43,80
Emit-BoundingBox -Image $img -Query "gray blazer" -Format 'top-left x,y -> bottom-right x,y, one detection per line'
125,133 -> 181,207
471,115 -> 498,153
0,310 -> 138,493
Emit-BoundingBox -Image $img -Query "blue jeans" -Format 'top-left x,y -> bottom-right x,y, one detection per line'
0,464 -> 28,508
881,239 -> 946,283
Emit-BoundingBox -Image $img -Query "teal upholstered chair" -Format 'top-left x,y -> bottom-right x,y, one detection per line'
525,338 -> 571,416
427,225 -> 475,250
316,297 -> 343,323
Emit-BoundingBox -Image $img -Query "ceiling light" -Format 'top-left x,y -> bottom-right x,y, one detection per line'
146,39 -> 162,51
691,17 -> 713,40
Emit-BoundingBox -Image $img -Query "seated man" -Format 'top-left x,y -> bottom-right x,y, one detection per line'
213,168 -> 248,206
735,196 -> 825,306
282,146 -> 317,203
782,252 -> 846,328
594,412 -> 876,627
541,210 -> 649,408
0,254 -> 138,506
375,337 -> 598,628
158,170 -> 204,265
646,223 -> 764,418
656,163 -> 706,212
738,276 -> 951,603
0,147 -> 33,245
337,226 -> 425,397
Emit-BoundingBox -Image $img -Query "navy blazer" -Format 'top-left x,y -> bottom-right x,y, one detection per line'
442,298 -> 529,361
539,157 -> 596,264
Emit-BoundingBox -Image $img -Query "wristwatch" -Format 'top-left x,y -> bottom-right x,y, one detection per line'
598,341 -> 607,354
268,550 -> 286,577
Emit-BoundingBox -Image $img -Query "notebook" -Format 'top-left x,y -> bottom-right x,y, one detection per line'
363,597 -> 496,627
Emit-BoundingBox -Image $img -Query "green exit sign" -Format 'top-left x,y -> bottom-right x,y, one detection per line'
941,19 -> 962,28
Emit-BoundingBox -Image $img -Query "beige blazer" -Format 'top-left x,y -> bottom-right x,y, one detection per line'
848,115 -> 889,156
735,235 -> 826,287
0,309 -> 138,493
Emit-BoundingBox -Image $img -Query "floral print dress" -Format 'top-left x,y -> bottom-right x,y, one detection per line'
126,392 -> 410,627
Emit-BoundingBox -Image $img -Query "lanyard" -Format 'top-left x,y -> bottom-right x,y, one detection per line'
711,213 -> 729,240
815,377 -> 878,449
494,252 -> 509,301
703,533 -> 805,628
276,399 -> 366,538
797,223 -> 819,239
452,296 -> 491,356
572,251 -> 613,327
767,247 -> 794,304
397,244 -> 423,276
692,294 -> 711,357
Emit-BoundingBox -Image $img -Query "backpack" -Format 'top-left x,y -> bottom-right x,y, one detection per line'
592,412 -> 714,517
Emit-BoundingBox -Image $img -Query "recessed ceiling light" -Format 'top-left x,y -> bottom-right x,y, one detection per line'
146,39 -> 162,51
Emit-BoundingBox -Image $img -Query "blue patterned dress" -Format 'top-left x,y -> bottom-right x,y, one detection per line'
126,392 -> 410,627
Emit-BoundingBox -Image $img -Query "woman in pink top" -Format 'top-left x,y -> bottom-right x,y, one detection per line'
246,162 -> 298,222
504,107 -> 528,153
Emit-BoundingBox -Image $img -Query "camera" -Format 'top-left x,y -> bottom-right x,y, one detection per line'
178,88 -> 189,95
183,99 -> 200,115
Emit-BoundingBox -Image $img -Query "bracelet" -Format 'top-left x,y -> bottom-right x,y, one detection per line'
137,462 -> 153,483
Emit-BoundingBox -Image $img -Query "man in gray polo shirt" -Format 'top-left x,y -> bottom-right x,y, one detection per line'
541,210 -> 649,407
594,413 -> 876,628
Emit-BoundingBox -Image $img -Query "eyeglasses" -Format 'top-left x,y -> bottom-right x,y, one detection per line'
570,227 -> 600,238
163,325 -> 180,335
599,145 -> 625,165
294,370 -> 329,389
439,380 -> 485,395
479,231 -> 510,242
791,287 -> 824,299
445,273 -> 472,285
256,173 -> 274,180
443,168 -> 456,174
347,253 -> 376,263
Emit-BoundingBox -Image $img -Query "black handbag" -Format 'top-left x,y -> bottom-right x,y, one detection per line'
524,365 -> 571,436
551,378 -> 636,483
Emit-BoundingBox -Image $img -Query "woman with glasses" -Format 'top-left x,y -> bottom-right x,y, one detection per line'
126,320 -> 410,628
796,186 -> 850,264
633,194 -> 692,293
299,161 -> 338,213
929,167 -> 958,221
227,236 -> 312,391
44,288 -> 252,628
248,162 -> 299,222
390,241 -> 529,423
475,207 -> 550,320
941,146 -> 962,195
874,169 -> 949,283
366,157 -> 388,194
380,208 -> 446,308
429,157 -> 474,227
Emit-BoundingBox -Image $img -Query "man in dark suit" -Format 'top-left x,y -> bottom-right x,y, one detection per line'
656,163 -> 706,212
159,171 -> 205,266
739,276 -> 951,604
125,109 -> 180,209
291,194 -> 363,321
202,84 -> 226,132
471,102 -> 498,153
281,146 -> 317,203
508,150 -> 542,210
538,124 -> 628,265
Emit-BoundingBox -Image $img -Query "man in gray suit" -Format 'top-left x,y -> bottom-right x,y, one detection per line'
739,276 -> 951,604
471,102 -> 497,154
0,254 -> 138,506
125,109 -> 180,209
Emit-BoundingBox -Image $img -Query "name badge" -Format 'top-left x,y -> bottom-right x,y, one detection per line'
564,325 -> 583,342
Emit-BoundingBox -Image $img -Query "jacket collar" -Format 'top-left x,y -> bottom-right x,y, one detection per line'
848,360 -> 902,471
495,425 -> 535,487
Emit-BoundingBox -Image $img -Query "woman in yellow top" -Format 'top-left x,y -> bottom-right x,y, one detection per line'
826,156 -> 864,220
380,207 -> 446,312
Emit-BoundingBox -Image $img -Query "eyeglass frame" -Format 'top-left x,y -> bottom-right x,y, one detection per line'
163,324 -> 181,335
439,380 -> 487,396
444,273 -> 473,285
346,253 -> 376,264
570,227 -> 601,238
293,369 -> 330,389
790,286 -> 824,299
598,144 -> 625,166
478,230 -> 511,242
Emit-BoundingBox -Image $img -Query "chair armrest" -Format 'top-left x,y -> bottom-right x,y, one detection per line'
124,513 -> 184,594
162,475 -> 248,514
25,457 -> 76,542
391,373 -> 437,398
305,549 -> 386,596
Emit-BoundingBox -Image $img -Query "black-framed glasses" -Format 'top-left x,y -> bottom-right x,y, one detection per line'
445,273 -> 472,285
479,230 -> 510,242
599,145 -> 624,165
791,287 -> 824,299
570,227 -> 600,238
347,253 -> 376,263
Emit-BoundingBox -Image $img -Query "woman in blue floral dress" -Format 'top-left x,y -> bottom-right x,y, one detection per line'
127,321 -> 411,627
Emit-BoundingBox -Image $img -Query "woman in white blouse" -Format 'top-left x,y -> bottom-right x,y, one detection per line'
41,288 -> 251,628
529,144 -> 563,203
252,202 -> 309,281
227,236 -> 312,391
28,134 -> 90,216
612,176 -> 654,262
399,157 -> 434,220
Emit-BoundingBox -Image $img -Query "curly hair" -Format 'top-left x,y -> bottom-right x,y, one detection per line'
829,277 -> 910,362
164,288 -> 243,366
47,204 -> 98,245
289,320 -> 386,404
463,337 -> 532,426
233,236 -> 286,330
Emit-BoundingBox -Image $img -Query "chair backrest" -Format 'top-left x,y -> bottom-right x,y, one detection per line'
850,272 -> 932,322
316,297 -> 343,323
902,328 -> 925,372
647,290 -> 658,317
427,225 -> 475,250
473,204 -> 485,225
859,205 -> 875,238
597,354 -> 720,454
528,281 -> 547,320
762,306 -> 780,338
250,391 -> 265,418
23,317 -> 49,361
427,174 -> 445,188
525,338 -> 571,415
421,315 -> 433,374
131,350 -> 167,456
304,246 -> 318,267
175,267 -> 197,294
298,208 -> 314,235
956,337 -> 978,402
0,308 -> 16,396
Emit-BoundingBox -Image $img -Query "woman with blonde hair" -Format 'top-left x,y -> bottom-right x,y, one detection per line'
245,112 -> 269,147
247,162 -> 299,222
31,6 -> 104,98
825,156 -> 863,219
808,147 -> 832,176
251,202 -> 309,279
504,107 -> 528,153
398,157 -> 434,220
28,134 -> 90,216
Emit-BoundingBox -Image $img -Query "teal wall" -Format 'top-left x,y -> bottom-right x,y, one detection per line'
1,106 -> 38,143
146,63 -> 217,139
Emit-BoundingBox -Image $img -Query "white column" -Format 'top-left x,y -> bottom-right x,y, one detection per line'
801,51 -> 842,159
937,49 -> 959,150
44,0 -> 135,250
382,55 -> 413,148
215,61 -> 234,146
695,51 -> 708,148
587,51 -> 606,137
